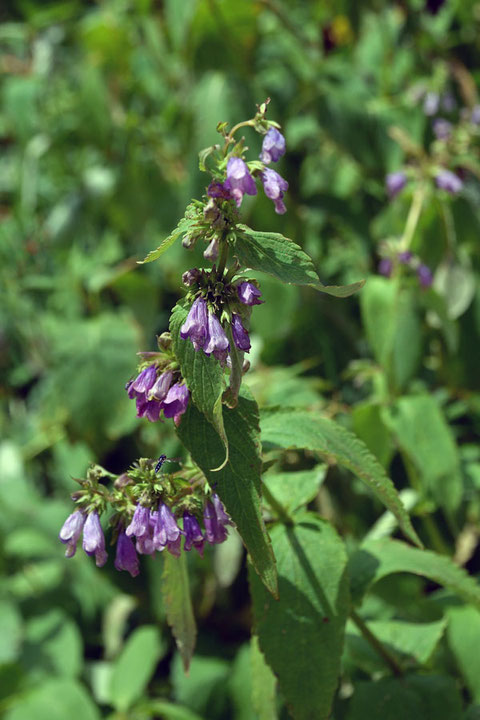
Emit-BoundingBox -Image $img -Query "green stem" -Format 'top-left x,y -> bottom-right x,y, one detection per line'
400,185 -> 425,251
216,238 -> 229,278
350,609 -> 404,677
262,484 -> 294,525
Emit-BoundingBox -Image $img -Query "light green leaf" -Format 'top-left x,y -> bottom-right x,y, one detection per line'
170,303 -> 228,468
249,513 -> 349,720
263,466 -> 326,514
260,407 -> 421,547
177,388 -> 278,597
162,553 -> 196,673
109,626 -> 164,711
235,225 -> 364,296
0,601 -> 22,664
251,636 -> 277,720
4,679 -> 100,720
171,653 -> 230,717
138,204 -> 201,263
349,538 -> 480,608
23,610 -> 82,679
447,606 -> 480,703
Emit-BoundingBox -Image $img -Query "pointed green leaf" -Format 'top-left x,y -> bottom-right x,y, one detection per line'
109,626 -> 164,711
446,606 -> 480,703
249,513 -> 349,720
260,407 -> 421,548
251,636 -> 277,720
162,553 -> 196,673
349,538 -> 480,608
177,388 -> 278,597
138,204 -> 201,264
234,225 -> 364,296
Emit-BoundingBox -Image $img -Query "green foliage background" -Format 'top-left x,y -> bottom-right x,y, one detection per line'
1,0 -> 480,718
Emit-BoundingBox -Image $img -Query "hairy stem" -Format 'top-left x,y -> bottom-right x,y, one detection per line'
350,609 -> 404,677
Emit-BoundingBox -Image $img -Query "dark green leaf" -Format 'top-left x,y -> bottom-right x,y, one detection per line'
446,606 -> 480,703
250,636 -> 277,720
177,387 -> 278,597
109,626 -> 164,711
249,513 -> 349,720
260,407 -> 421,547
235,226 -> 364,296
162,553 -> 196,673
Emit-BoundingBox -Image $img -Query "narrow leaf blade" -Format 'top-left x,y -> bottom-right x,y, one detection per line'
162,553 -> 197,673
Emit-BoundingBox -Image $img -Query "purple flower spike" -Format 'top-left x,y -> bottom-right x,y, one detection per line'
115,531 -> 140,577
126,504 -> 150,539
435,169 -> 463,194
149,371 -> 173,402
203,494 -> 233,545
261,168 -> 288,214
433,118 -> 452,140
59,510 -> 86,558
417,263 -> 433,288
82,512 -> 108,567
378,258 -> 393,278
162,383 -> 189,419
180,297 -> 209,351
237,281 -> 263,306
183,512 -> 205,556
154,503 -> 182,550
386,171 -> 407,198
224,157 -> 257,208
231,313 -> 251,352
260,127 -> 286,164
203,312 -> 230,361
398,251 -> 413,264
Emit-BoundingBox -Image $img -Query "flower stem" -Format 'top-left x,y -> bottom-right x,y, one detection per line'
216,237 -> 229,278
350,609 -> 404,677
400,185 -> 425,251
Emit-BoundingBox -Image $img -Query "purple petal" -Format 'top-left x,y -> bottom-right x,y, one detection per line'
261,168 -> 288,214
149,371 -> 173,402
203,312 -> 230,357
231,313 -> 251,352
131,365 -> 157,395
224,157 -> 257,208
59,510 -> 86,558
162,383 -> 189,419
435,170 -> 463,194
386,172 -> 407,198
180,297 -> 209,350
115,531 -> 140,577
237,281 -> 263,306
82,512 -> 108,567
260,127 -> 286,164
125,505 -> 150,538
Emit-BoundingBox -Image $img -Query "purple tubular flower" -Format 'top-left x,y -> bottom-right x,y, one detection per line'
153,503 -> 182,550
183,512 -> 205,556
136,395 -> 162,422
149,371 -> 173,402
378,258 -> 393,278
261,168 -> 288,214
203,312 -> 230,362
417,263 -> 433,288
135,511 -> 156,555
231,313 -> 251,352
435,169 -> 463,194
203,493 -> 233,545
162,383 -> 189,420
59,510 -> 86,558
180,297 -> 209,351
126,504 -> 150,539
224,157 -> 257,208
386,171 -> 407,198
398,251 -> 413,264
260,127 -> 286,164
207,181 -> 232,200
115,531 -> 140,577
237,281 -> 263,306
130,365 -> 157,396
433,118 -> 452,140
82,512 -> 108,567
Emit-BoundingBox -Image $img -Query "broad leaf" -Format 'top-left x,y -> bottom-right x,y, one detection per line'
109,626 -> 164,711
234,225 -> 364,297
170,303 -> 228,467
263,466 -> 326,514
349,538 -> 480,608
260,407 -> 421,547
162,553 -> 197,673
251,636 -> 277,720
249,513 -> 349,720
177,388 -> 278,596
138,204 -> 201,263
4,679 -> 101,720
446,606 -> 480,703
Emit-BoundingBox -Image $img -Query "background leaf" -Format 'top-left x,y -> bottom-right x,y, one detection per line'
109,626 -> 164,711
162,553 -> 196,674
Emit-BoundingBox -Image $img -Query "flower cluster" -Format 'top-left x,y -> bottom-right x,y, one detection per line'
378,250 -> 433,288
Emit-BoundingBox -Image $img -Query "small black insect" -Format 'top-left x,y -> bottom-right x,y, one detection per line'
155,454 -> 168,473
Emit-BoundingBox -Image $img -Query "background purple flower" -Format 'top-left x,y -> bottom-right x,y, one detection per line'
260,127 -> 286,164
237,281 -> 263,306
59,510 -> 86,558
417,264 -> 433,288
433,118 -> 452,140
224,157 -> 257,208
378,258 -> 393,278
82,511 -> 108,567
183,512 -> 204,555
203,493 -> 233,545
386,171 -> 407,198
261,168 -> 288,214
398,251 -> 413,264
435,169 -> 463,194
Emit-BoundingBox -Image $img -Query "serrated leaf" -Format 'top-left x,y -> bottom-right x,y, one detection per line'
170,303 -> 228,468
234,225 -> 364,296
162,553 -> 196,673
249,513 -> 349,720
251,636 -> 277,720
446,606 -> 480,703
177,387 -> 278,597
260,407 -> 421,548
349,538 -> 480,608
263,466 -> 326,514
109,626 -> 164,711
138,206 -> 200,264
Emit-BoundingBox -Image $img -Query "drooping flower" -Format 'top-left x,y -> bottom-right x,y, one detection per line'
398,251 -> 413,264
183,512 -> 205,556
114,531 -> 140,577
203,493 -> 233,545
417,263 -> 433,288
162,383 -> 189,421
260,127 -> 286,164
433,118 -> 452,140
135,510 -> 157,555
204,236 -> 219,261
180,297 -> 209,351
237,281 -> 263,306
128,364 -> 157,397
435,169 -> 463,194
224,157 -> 257,208
148,371 -> 173,402
231,313 -> 251,352
59,510 -> 86,558
203,311 -> 230,363
378,258 -> 393,278
153,503 -> 183,553
261,168 -> 288,214
126,504 -> 151,539
386,171 -> 407,198
82,511 -> 108,567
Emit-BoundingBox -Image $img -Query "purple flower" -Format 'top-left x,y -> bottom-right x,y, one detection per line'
135,395 -> 162,422
224,157 -> 257,208
182,268 -> 201,287
378,258 -> 393,278
162,383 -> 189,421
153,503 -> 182,551
433,118 -> 452,140
180,297 -> 209,351
149,371 -> 173,402
203,493 -> 233,545
82,511 -> 108,567
417,263 -> 433,288
207,181 -> 232,200
260,127 -> 286,164
136,511 -> 156,555
398,251 -> 413,264
231,313 -> 251,352
424,91 -> 440,116
183,512 -> 205,556
115,531 -> 140,577
237,281 -> 263,306
435,169 -> 463,194
59,510 -> 86,558
128,365 -> 157,397
203,311 -> 230,363
386,171 -> 407,198
261,168 -> 288,214
126,504 -> 150,539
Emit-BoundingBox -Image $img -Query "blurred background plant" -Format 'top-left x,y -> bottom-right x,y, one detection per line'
1,1 -> 480,718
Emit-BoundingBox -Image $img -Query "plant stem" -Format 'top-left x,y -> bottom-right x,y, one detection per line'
401,185 -> 425,251
262,484 -> 294,525
216,237 -> 229,278
350,609 -> 404,677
